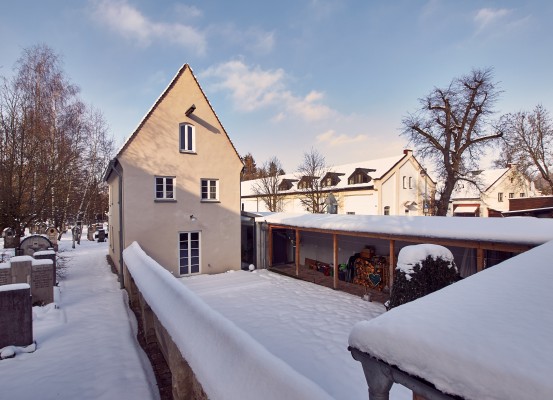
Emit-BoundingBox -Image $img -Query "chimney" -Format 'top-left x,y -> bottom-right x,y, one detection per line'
403,149 -> 412,155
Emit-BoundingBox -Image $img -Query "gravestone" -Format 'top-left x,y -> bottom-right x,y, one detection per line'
31,260 -> 54,305
97,229 -> 106,243
19,235 -> 54,257
10,256 -> 32,285
3,227 -> 19,249
0,263 -> 10,285
0,284 -> 33,348
34,250 -> 57,285
46,227 -> 59,251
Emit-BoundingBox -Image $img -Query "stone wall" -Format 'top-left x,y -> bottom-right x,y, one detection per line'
125,272 -> 208,400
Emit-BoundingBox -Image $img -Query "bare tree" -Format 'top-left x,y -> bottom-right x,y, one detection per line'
402,68 -> 503,215
495,105 -> 553,194
0,44 -> 114,239
252,156 -> 284,212
296,148 -> 330,213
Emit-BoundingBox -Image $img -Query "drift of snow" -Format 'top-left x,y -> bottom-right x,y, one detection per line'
124,241 -> 411,400
0,233 -> 158,400
349,239 -> 553,400
396,244 -> 455,280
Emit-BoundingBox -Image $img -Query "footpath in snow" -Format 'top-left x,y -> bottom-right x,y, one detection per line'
0,233 -> 158,400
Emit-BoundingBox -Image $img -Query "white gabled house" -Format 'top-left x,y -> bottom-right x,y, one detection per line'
104,64 -> 243,283
241,150 -> 436,216
449,164 -> 540,217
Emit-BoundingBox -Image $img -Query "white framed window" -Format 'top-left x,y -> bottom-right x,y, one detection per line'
155,176 -> 175,200
201,179 -> 219,201
498,192 -> 503,202
179,231 -> 200,275
402,176 -> 407,189
508,193 -> 514,199
409,176 -> 413,189
520,193 -> 525,198
384,206 -> 390,215
179,123 -> 195,153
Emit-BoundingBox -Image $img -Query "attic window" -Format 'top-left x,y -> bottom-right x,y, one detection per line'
297,176 -> 318,190
278,179 -> 296,191
179,123 -> 195,153
348,168 -> 375,185
321,172 -> 344,187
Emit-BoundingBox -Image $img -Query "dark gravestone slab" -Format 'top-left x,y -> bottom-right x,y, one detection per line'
0,264 -> 10,285
34,250 -> 57,285
0,284 -> 33,348
31,260 -> 54,305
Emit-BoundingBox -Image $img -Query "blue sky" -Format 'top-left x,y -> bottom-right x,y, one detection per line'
1,0 -> 552,172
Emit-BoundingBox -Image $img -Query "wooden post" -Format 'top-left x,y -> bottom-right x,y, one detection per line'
476,248 -> 484,272
268,227 -> 273,268
295,229 -> 300,277
389,240 -> 396,290
333,234 -> 338,289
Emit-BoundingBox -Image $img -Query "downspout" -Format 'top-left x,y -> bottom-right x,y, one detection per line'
108,161 -> 125,289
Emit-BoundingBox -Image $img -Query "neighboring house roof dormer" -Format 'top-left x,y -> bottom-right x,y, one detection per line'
348,168 -> 376,185
321,172 -> 345,188
297,176 -> 319,190
278,179 -> 298,191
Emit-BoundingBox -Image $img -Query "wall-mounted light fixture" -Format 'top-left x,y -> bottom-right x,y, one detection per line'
185,104 -> 196,116
190,215 -> 197,222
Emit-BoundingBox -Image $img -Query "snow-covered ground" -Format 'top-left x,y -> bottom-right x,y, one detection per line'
181,270 -> 412,400
0,233 -> 158,400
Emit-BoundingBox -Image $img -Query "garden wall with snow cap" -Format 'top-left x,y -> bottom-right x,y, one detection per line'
123,241 -> 334,400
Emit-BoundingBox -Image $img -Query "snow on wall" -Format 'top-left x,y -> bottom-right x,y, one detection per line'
123,242 -> 334,400
349,239 -> 553,400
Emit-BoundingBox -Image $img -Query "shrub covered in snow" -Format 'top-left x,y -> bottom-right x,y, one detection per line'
388,244 -> 460,309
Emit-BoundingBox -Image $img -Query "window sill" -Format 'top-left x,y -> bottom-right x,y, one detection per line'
180,150 -> 197,155
154,199 -> 177,203
201,199 -> 220,203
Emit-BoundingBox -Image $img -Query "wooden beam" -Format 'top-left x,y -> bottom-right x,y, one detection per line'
266,224 -> 534,254
268,227 -> 273,268
476,248 -> 484,272
389,240 -> 395,290
295,229 -> 300,276
333,234 -> 338,289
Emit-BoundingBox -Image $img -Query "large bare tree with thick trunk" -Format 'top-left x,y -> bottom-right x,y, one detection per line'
402,68 -> 502,215
495,105 -> 553,195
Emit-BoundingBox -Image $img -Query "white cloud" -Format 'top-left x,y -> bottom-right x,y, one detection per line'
174,4 -> 203,19
474,8 -> 511,32
201,60 -> 336,121
316,130 -> 368,146
90,0 -> 206,55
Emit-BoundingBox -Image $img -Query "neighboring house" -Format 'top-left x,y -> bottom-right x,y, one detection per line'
449,165 -> 540,217
241,150 -> 436,216
503,195 -> 553,218
104,64 -> 243,280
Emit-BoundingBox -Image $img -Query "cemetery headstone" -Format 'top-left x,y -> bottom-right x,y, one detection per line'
33,250 -> 57,285
31,259 -> 54,305
19,235 -> 54,257
46,227 -> 59,251
10,256 -> 33,285
0,284 -> 33,348
0,263 -> 10,285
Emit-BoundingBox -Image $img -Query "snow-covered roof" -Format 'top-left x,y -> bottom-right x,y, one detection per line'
349,239 -> 553,400
451,167 -> 509,199
242,153 -> 412,196
256,212 -> 553,247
